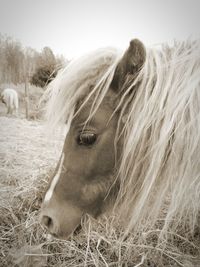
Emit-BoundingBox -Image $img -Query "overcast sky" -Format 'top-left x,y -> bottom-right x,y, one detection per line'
0,0 -> 199,58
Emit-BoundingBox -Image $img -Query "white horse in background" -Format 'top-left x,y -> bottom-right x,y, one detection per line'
0,88 -> 19,115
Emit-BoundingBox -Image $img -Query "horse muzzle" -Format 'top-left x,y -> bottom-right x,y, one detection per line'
40,199 -> 83,239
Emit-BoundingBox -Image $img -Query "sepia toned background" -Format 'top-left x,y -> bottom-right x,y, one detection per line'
0,0 -> 199,58
0,1 -> 199,266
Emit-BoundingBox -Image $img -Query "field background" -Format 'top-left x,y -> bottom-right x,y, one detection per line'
0,84 -> 65,266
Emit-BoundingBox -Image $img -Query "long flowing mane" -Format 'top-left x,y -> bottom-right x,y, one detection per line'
44,40 -> 200,242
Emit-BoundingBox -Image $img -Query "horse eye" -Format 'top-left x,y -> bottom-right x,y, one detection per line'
77,132 -> 97,146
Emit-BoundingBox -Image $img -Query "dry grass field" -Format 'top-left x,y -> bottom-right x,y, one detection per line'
0,113 -> 63,266
0,88 -> 199,266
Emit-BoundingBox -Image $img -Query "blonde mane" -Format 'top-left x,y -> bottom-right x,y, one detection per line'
44,40 -> 200,241
117,40 -> 200,238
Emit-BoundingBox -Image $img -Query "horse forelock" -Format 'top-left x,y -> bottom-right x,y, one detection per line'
43,47 -> 122,130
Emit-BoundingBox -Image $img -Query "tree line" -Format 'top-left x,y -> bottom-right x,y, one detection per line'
0,34 -> 67,88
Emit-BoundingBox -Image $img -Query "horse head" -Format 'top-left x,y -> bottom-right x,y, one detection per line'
40,39 -> 146,239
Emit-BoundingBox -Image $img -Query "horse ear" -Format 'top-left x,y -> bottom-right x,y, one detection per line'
111,39 -> 146,91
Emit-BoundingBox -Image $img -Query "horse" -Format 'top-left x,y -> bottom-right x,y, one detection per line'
0,88 -> 19,115
40,38 -> 200,248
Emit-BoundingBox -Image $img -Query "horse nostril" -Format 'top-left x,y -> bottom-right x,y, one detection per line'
42,215 -> 53,229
